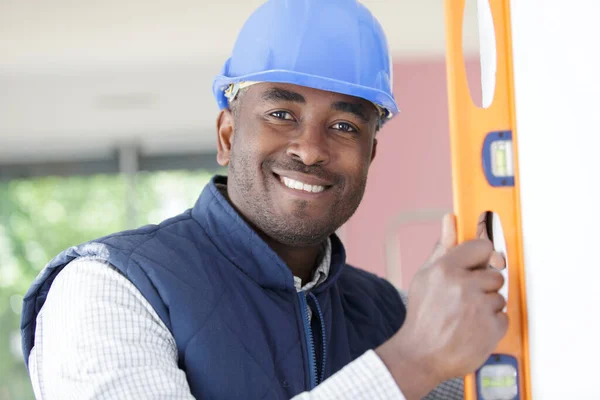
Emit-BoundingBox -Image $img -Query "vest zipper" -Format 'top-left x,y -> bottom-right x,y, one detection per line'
297,292 -> 317,389
307,292 -> 327,385
298,292 -> 328,389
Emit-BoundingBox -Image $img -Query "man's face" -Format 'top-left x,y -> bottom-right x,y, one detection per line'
216,82 -> 379,247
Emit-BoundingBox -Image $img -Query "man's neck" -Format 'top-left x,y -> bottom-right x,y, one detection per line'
217,182 -> 324,283
262,239 -> 323,285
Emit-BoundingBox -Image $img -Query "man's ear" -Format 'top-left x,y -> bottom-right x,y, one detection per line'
369,137 -> 378,165
216,108 -> 235,166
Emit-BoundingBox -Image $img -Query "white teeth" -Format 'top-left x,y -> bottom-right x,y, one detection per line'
281,176 -> 325,193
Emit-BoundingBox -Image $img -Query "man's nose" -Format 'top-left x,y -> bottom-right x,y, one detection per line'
285,126 -> 331,166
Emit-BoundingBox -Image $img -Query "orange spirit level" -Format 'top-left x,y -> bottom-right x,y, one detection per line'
442,1 -> 531,399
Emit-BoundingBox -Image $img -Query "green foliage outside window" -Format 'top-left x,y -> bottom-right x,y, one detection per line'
0,169 -> 218,400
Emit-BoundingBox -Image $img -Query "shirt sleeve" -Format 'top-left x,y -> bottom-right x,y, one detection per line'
28,257 -> 195,400
290,349 -> 406,400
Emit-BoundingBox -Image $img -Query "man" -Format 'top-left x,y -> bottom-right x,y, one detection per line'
21,0 -> 507,399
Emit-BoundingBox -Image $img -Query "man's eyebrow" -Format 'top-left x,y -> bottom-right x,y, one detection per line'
261,87 -> 306,103
331,101 -> 371,123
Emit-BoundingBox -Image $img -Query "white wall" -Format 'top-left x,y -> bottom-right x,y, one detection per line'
479,0 -> 600,397
514,1 -> 600,397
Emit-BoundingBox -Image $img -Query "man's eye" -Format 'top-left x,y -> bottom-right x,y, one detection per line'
270,111 -> 294,120
331,122 -> 356,132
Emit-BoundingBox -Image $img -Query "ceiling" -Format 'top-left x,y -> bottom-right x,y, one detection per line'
0,0 -> 482,163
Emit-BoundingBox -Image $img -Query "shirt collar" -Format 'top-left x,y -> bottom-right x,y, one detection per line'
293,238 -> 331,292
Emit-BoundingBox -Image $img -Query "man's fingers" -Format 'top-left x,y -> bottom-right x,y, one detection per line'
443,239 -> 494,270
429,213 -> 506,272
496,311 -> 509,334
489,251 -> 506,270
484,292 -> 507,313
473,268 -> 505,292
473,211 -> 506,270
476,212 -> 489,239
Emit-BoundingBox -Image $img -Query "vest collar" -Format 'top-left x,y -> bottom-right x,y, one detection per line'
191,175 -> 347,291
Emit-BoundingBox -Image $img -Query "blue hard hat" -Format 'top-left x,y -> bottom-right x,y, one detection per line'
212,0 -> 399,121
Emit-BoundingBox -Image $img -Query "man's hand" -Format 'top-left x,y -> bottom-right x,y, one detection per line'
428,212 -> 505,269
376,213 -> 507,400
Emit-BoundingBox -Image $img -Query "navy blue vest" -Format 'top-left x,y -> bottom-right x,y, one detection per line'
21,175 -> 406,399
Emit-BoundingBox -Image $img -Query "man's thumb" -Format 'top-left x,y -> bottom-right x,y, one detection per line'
428,213 -> 458,262
441,213 -> 457,249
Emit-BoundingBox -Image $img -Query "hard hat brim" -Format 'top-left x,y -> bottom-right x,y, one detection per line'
213,69 -> 400,118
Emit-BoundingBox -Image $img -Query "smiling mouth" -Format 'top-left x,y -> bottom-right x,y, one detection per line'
274,173 -> 330,194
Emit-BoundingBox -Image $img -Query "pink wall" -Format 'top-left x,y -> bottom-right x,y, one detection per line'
342,57 -> 482,290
